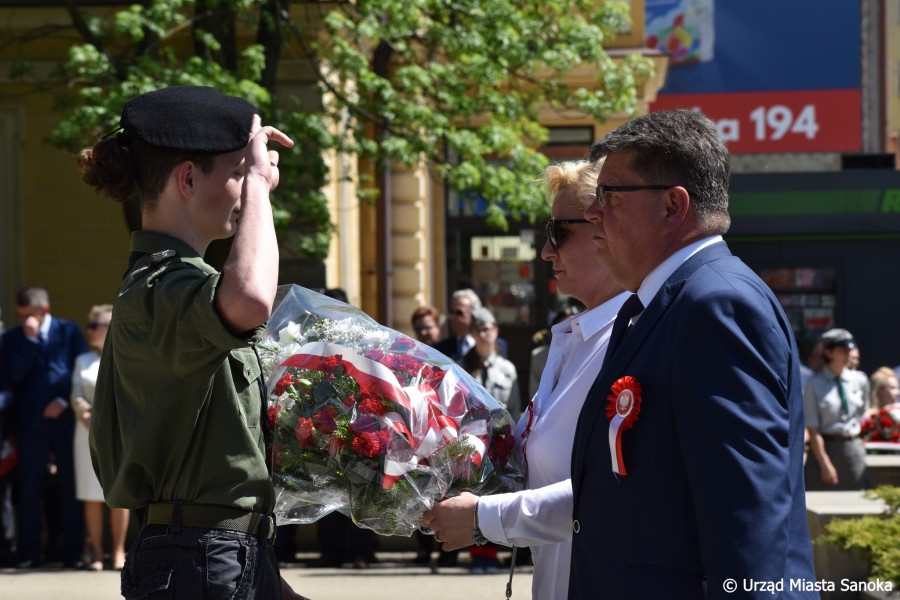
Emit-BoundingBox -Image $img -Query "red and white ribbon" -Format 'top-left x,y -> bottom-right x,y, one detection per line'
280,342 -> 489,489
605,376 -> 642,476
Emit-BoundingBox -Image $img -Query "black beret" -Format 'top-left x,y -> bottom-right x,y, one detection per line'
121,86 -> 258,155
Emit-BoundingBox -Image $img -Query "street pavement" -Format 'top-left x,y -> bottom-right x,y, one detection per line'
0,553 -> 534,600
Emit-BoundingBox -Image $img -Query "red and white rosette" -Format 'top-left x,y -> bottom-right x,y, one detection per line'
606,376 -> 642,475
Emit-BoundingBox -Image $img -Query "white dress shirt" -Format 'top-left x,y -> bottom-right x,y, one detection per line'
633,235 -> 724,313
477,292 -> 628,600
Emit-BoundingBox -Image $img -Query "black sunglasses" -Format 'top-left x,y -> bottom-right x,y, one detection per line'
545,218 -> 589,250
86,322 -> 108,331
594,184 -> 677,208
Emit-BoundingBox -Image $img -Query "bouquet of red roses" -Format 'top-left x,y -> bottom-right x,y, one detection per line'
258,285 -> 525,536
861,403 -> 900,445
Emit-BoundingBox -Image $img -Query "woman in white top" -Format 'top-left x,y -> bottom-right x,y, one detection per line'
71,304 -> 130,571
423,159 -> 628,599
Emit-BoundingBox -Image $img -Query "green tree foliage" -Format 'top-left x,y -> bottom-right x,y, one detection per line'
19,0 -> 652,257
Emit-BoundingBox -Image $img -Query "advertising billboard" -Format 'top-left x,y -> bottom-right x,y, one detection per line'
646,0 -> 862,154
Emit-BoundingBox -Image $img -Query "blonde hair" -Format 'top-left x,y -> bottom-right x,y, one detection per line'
88,304 -> 113,322
541,159 -> 603,209
870,366 -> 898,408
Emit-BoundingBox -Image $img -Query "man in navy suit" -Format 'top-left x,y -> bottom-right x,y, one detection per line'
2,287 -> 86,567
569,110 -> 816,599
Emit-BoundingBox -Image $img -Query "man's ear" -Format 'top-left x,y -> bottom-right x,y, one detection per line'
663,185 -> 691,227
174,161 -> 195,199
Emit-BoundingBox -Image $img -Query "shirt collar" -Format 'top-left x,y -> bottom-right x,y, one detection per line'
39,313 -> 52,339
131,230 -> 203,260
551,291 -> 630,342
636,235 -> 724,307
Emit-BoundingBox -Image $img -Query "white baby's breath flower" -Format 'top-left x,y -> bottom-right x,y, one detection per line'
279,321 -> 303,345
362,330 -> 390,346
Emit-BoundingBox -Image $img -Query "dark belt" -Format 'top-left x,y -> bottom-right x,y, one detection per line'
822,433 -> 856,441
146,502 -> 276,543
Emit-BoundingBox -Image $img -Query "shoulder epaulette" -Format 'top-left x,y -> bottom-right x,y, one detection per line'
149,249 -> 177,266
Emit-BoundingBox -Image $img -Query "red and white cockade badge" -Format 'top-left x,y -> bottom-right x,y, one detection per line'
606,376 -> 642,475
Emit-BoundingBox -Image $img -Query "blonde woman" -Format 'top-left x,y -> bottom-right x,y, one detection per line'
424,160 -> 628,598
71,304 -> 129,571
869,366 -> 900,411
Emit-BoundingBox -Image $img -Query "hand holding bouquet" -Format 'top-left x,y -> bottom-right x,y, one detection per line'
258,285 -> 525,536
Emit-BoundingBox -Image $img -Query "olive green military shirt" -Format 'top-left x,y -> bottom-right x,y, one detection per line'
89,230 -> 274,513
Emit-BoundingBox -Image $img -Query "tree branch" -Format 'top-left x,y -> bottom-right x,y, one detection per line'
63,0 -> 106,53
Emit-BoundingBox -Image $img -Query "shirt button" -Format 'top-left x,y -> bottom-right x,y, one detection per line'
573,519 -> 581,534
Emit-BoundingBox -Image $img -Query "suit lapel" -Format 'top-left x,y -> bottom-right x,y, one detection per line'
571,243 -> 734,493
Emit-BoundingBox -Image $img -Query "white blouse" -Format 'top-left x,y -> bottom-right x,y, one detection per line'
477,292 -> 628,600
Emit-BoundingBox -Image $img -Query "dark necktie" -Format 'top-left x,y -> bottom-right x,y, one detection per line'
835,376 -> 850,415
603,294 -> 644,368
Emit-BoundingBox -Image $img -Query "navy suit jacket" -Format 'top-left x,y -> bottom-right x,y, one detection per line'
569,243 -> 816,599
1,317 -> 86,434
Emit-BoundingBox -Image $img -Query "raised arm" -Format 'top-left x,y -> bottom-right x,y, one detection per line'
215,115 -> 294,333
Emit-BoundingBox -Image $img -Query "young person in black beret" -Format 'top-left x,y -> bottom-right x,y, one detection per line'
76,86 -> 306,599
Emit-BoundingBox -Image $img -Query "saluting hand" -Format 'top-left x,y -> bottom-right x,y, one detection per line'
246,114 -> 294,192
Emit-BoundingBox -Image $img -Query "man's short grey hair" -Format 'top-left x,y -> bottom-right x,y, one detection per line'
451,289 -> 482,310
16,286 -> 50,308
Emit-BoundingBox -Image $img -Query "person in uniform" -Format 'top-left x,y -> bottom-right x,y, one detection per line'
76,85 -> 304,599
804,328 -> 871,490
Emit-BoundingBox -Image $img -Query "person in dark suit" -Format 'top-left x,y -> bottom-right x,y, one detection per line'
0,308 -> 17,567
2,287 -> 87,568
569,110 -> 816,599
435,289 -> 508,362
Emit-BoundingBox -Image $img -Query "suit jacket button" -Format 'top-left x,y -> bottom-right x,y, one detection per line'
573,519 -> 581,534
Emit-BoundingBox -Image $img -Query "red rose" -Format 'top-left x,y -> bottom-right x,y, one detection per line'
429,368 -> 446,386
275,373 -> 293,396
351,431 -> 381,457
489,433 -> 515,464
268,405 -> 281,430
390,336 -> 416,351
892,431 -> 900,442
397,355 -> 422,372
364,349 -> 386,362
321,355 -> 342,372
881,416 -> 894,427
294,417 -> 315,448
358,393 -> 388,416
314,406 -> 338,434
